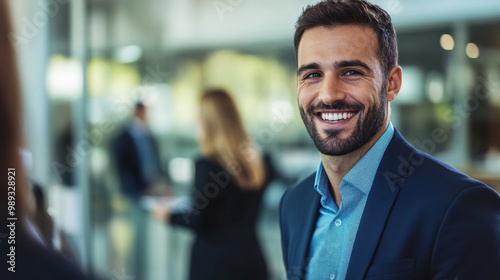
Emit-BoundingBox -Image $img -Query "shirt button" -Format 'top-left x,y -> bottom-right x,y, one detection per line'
330,274 -> 336,280
335,219 -> 342,227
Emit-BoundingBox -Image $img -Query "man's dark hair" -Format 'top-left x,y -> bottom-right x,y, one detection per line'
135,101 -> 145,110
294,0 -> 398,76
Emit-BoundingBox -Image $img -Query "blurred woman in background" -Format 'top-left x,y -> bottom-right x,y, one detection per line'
155,89 -> 269,280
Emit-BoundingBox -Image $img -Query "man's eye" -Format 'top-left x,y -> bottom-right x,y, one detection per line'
344,70 -> 361,76
305,72 -> 321,79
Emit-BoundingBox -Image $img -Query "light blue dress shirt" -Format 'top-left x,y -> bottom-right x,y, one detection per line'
306,123 -> 394,280
129,119 -> 158,183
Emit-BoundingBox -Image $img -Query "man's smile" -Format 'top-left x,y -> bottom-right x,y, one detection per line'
316,111 -> 357,123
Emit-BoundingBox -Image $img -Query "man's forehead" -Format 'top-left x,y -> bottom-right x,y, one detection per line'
297,24 -> 379,65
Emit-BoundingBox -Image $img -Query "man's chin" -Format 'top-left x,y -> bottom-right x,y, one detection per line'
318,127 -> 350,140
313,127 -> 367,156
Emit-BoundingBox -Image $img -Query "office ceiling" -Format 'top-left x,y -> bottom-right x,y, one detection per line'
86,0 -> 500,53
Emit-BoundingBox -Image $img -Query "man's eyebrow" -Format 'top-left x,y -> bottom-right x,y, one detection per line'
335,60 -> 372,72
297,63 -> 320,75
297,60 -> 373,76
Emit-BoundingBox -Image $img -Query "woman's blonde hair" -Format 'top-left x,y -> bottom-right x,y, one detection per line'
199,89 -> 266,189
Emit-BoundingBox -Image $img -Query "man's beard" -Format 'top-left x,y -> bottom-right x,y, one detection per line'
299,88 -> 387,156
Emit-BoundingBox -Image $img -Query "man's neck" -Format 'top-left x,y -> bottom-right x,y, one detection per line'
320,121 -> 389,207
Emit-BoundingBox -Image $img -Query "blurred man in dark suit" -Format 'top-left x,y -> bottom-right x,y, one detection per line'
112,102 -> 165,279
114,102 -> 163,200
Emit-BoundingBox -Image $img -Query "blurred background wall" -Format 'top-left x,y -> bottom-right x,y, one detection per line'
8,0 -> 500,279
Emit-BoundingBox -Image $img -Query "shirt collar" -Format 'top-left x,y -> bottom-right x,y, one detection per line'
314,122 -> 394,202
129,117 -> 148,136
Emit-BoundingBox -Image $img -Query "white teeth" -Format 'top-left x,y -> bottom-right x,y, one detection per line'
320,112 -> 355,122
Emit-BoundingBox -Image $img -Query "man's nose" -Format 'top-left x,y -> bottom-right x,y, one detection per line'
319,73 -> 346,104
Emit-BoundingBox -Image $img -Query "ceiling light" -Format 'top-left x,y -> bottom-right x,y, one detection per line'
466,43 -> 479,59
440,34 -> 454,50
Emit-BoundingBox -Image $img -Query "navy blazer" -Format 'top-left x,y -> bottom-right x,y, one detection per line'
280,129 -> 500,279
113,126 -> 163,198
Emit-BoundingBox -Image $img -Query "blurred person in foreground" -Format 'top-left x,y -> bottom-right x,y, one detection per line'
154,89 -> 269,280
280,0 -> 500,279
0,0 -> 88,279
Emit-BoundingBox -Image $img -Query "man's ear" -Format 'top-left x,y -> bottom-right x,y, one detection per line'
386,66 -> 402,102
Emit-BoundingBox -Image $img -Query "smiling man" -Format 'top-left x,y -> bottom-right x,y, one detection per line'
279,1 -> 500,279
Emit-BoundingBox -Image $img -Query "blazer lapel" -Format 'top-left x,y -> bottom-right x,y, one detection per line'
346,129 -> 414,279
288,174 -> 321,279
